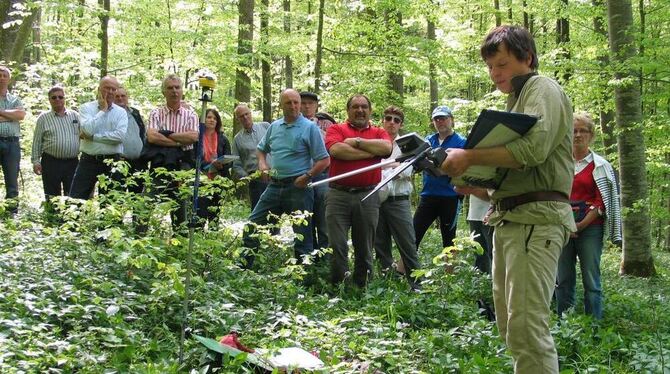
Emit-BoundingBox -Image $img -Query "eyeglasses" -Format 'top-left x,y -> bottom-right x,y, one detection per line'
433,116 -> 449,121
384,115 -> 402,124
50,95 -> 64,100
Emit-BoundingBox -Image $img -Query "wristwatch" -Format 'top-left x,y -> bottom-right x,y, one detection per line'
355,137 -> 362,148
305,171 -> 313,179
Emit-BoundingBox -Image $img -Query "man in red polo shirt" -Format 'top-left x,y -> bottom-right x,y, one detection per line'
325,94 -> 392,287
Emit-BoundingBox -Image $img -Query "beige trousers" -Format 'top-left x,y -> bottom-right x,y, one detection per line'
493,221 -> 569,374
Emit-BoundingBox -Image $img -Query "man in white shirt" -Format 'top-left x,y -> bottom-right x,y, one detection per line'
69,76 -> 127,199
373,105 -> 421,290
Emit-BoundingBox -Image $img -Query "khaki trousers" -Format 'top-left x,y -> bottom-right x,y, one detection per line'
493,221 -> 569,374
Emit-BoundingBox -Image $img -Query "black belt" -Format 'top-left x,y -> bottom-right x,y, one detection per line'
494,191 -> 569,211
81,152 -> 120,162
329,183 -> 375,193
271,175 -> 299,185
42,153 -> 78,161
0,136 -> 19,141
386,195 -> 409,202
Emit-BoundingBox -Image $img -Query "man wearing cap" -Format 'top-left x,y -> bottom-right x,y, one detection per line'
413,105 -> 466,251
374,105 -> 422,290
241,89 -> 330,268
325,94 -> 392,287
231,103 -> 271,210
31,86 -> 80,202
300,91 -> 334,252
0,65 -> 26,215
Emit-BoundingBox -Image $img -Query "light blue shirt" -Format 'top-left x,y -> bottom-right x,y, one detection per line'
0,92 -> 23,137
121,108 -> 143,160
258,114 -> 328,179
79,100 -> 127,155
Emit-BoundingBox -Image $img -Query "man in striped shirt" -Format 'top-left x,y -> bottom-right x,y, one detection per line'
147,74 -> 199,230
69,76 -> 127,200
0,65 -> 26,215
31,86 -> 80,200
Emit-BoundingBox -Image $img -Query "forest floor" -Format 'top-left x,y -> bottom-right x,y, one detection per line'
1,167 -> 669,373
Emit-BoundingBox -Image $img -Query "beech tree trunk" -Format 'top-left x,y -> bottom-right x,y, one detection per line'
386,9 -> 403,102
98,0 -> 110,77
556,0 -> 571,83
314,0 -> 325,94
606,0 -> 655,277
0,0 -> 39,66
260,0 -> 272,122
234,0 -> 254,136
283,0 -> 293,88
427,19 -> 438,114
592,0 -> 616,157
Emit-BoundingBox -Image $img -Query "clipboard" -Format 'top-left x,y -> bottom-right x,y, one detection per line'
452,109 -> 537,189
202,155 -> 239,171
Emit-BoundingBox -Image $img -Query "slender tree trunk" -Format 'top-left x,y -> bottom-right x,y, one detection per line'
260,0 -> 272,122
234,0 -> 254,136
32,7 -> 41,63
283,0 -> 293,88
0,0 -> 39,66
427,19 -> 438,114
607,0 -> 655,277
314,0 -> 325,94
592,0 -> 616,157
556,0 -> 571,83
523,0 -> 529,29
494,0 -> 501,26
98,0 -> 110,77
386,9 -> 403,102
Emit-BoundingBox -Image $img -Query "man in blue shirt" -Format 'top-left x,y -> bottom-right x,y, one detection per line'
241,89 -> 330,268
413,105 -> 466,250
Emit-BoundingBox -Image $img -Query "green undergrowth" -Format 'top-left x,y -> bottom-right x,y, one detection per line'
1,176 -> 668,373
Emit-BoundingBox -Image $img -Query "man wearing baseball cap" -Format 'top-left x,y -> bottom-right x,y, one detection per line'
300,91 -> 334,253
413,105 -> 466,252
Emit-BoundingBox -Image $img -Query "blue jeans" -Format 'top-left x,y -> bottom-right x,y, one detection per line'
248,179 -> 269,211
242,180 -> 314,267
556,224 -> 604,319
0,137 -> 20,210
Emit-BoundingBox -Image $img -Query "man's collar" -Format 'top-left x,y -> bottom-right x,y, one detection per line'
165,104 -> 183,114
511,72 -> 538,97
345,120 -> 371,130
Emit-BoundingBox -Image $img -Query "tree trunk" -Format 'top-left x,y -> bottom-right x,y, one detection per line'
523,0 -> 529,29
260,0 -> 272,122
427,19 -> 438,115
0,0 -> 39,66
386,9 -> 403,102
234,0 -> 254,136
32,7 -> 41,63
314,0 -> 325,94
556,0 -> 571,83
493,0 -> 501,26
592,0 -> 616,157
98,0 -> 110,77
606,0 -> 655,277
283,0 -> 293,88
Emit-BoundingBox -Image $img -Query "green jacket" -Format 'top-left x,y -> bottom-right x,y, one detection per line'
489,73 -> 577,231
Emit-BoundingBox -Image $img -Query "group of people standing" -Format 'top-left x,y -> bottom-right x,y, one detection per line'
0,23 -> 624,374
